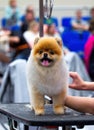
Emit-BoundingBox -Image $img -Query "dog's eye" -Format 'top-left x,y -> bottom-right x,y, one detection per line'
39,50 -> 43,54
50,50 -> 54,55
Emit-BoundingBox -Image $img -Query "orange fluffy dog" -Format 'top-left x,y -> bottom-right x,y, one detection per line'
27,37 -> 68,115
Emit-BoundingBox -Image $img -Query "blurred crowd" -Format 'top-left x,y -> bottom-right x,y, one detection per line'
0,0 -> 94,92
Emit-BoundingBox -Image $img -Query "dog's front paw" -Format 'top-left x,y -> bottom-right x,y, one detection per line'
53,106 -> 65,115
35,108 -> 45,115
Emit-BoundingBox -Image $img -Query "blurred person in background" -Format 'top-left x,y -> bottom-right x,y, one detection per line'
6,5 -> 36,60
71,9 -> 89,32
0,30 -> 11,77
90,7 -> 94,20
8,29 -> 30,60
21,5 -> 35,33
44,23 -> 61,40
84,19 -> 94,81
23,21 -> 39,49
5,0 -> 21,28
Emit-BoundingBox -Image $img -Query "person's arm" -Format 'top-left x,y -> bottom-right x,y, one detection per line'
0,52 -> 10,63
65,96 -> 94,114
72,23 -> 88,30
66,72 -> 94,114
9,36 -> 20,43
72,23 -> 84,30
71,19 -> 82,29
71,19 -> 88,30
69,72 -> 94,90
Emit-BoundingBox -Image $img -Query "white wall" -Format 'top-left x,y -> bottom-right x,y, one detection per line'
55,0 -> 94,6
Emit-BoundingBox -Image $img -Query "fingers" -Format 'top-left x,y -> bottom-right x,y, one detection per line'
69,72 -> 80,90
69,72 -> 78,79
69,81 -> 76,89
69,82 -> 79,90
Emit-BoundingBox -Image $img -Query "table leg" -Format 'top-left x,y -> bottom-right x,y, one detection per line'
39,126 -> 75,130
77,125 -> 84,129
24,125 -> 29,130
63,126 -> 75,130
39,126 -> 58,130
8,118 -> 17,130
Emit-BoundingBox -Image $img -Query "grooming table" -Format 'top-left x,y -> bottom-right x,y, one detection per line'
0,103 -> 94,130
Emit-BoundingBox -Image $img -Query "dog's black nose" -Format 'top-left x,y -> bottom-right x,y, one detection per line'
44,53 -> 48,58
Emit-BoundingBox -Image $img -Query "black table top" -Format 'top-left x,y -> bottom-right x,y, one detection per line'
0,103 -> 94,126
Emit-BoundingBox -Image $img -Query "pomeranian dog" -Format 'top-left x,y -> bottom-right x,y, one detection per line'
27,37 -> 68,115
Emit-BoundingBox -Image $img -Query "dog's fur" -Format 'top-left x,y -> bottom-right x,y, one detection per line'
27,37 -> 68,115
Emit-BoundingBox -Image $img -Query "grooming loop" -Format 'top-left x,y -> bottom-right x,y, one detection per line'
44,0 -> 54,19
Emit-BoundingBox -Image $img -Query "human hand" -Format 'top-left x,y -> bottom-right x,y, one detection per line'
69,72 -> 85,90
83,25 -> 89,31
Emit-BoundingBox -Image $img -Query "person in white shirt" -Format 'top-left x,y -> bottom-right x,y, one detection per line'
23,21 -> 39,49
44,23 -> 62,40
71,9 -> 89,32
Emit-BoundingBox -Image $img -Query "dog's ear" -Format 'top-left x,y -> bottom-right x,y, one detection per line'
55,38 -> 62,47
34,37 -> 40,45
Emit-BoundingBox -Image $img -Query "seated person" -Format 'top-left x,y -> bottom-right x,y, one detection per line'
6,5 -> 36,60
44,23 -> 61,40
90,7 -> 94,20
23,21 -> 39,49
21,5 -> 35,33
71,9 -> 89,32
9,30 -> 30,60
4,0 -> 21,28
